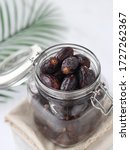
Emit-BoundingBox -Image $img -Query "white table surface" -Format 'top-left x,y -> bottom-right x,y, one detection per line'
0,0 -> 113,149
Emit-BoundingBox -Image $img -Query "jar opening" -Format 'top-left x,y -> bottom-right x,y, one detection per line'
34,43 -> 101,100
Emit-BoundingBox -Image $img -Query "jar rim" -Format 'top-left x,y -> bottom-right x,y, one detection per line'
34,43 -> 101,99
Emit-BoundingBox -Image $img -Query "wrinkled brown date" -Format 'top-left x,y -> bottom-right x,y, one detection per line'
56,47 -> 74,63
41,57 -> 59,74
60,74 -> 77,91
75,54 -> 90,68
79,66 -> 96,88
61,56 -> 79,74
40,74 -> 60,89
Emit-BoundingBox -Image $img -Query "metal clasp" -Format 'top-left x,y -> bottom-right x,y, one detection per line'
90,83 -> 113,116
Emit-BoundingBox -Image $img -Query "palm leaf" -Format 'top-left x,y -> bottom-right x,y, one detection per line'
0,0 -> 66,101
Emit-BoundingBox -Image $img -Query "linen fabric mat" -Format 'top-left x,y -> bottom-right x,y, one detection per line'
5,100 -> 113,150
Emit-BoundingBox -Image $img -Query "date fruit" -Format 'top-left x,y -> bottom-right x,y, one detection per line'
56,47 -> 74,63
40,74 -> 60,89
60,74 -> 77,91
75,54 -> 90,68
61,56 -> 79,74
41,57 -> 58,74
79,66 -> 96,88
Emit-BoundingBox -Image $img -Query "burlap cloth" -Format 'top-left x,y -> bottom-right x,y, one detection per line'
5,100 -> 113,150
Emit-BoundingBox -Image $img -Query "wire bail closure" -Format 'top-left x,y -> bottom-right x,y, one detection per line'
90,83 -> 113,115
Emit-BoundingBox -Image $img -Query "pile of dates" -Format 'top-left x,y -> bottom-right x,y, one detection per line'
40,47 -> 96,90
31,47 -> 103,146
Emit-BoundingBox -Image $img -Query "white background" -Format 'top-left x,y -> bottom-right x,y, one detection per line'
0,0 -> 113,149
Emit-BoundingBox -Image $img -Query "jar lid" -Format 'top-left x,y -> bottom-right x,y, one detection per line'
0,45 -> 43,89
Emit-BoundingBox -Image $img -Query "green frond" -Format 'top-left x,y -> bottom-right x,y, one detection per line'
0,4 -> 5,39
4,0 -> 11,36
0,93 -> 12,99
0,0 -> 66,102
13,0 -> 18,32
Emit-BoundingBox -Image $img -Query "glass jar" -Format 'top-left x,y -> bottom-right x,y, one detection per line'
27,44 -> 113,147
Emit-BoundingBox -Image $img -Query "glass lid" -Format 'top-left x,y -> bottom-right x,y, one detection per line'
0,45 -> 43,89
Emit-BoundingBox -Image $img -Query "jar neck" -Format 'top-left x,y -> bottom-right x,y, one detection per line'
34,43 -> 101,100
35,72 -> 101,100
